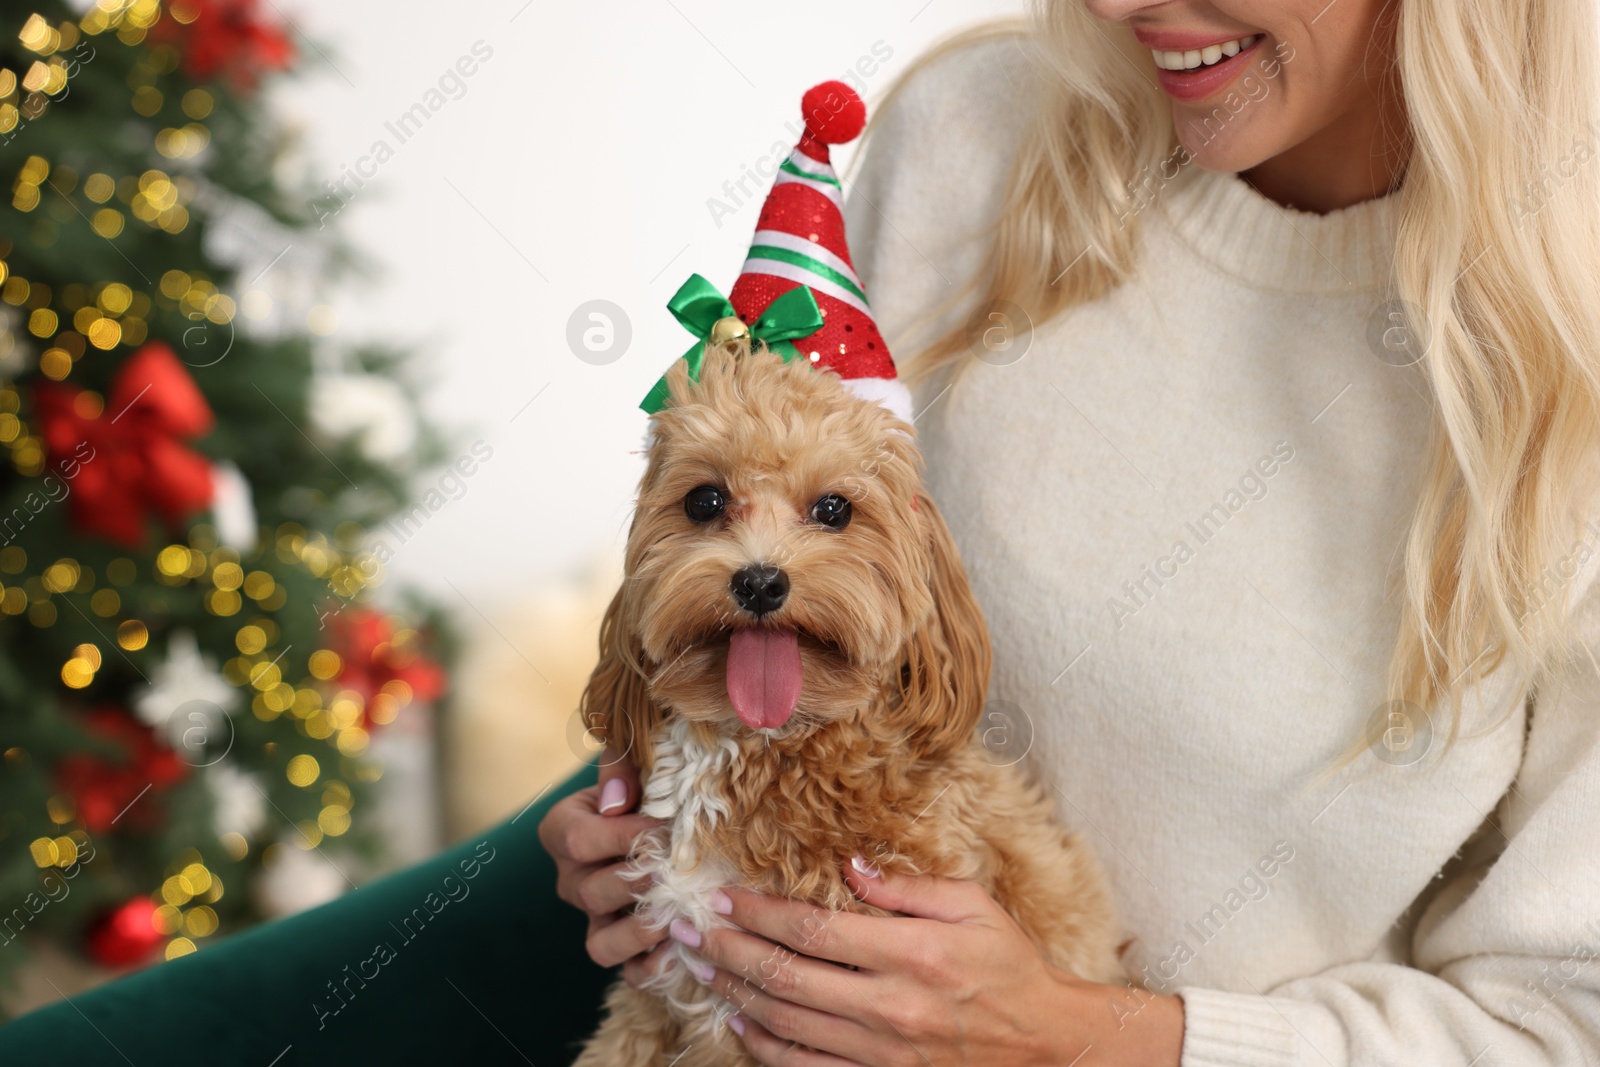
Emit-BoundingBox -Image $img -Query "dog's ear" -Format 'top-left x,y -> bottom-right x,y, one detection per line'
889,489 -> 992,760
578,582 -> 665,778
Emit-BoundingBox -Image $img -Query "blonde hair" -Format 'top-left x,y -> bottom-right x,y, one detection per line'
857,1 -> 1600,754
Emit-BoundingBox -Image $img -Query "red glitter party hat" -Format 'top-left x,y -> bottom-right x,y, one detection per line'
641,81 -> 910,427
726,81 -> 910,422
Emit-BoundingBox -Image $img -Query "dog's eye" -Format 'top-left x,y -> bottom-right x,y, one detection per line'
809,493 -> 852,529
684,485 -> 727,523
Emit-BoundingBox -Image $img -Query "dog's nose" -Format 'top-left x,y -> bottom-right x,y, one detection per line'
730,563 -> 789,617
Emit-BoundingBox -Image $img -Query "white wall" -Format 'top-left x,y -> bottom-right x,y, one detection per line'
268,1 -> 1022,613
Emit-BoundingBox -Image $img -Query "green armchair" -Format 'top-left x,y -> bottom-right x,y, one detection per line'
0,762 -> 609,1065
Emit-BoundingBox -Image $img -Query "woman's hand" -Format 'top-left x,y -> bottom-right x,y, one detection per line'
537,746 -> 667,973
672,858 -> 1185,1066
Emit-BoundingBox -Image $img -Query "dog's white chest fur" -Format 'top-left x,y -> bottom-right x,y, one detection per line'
626,718 -> 740,1034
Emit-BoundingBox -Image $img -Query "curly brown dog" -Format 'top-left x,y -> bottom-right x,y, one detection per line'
573,341 -> 1121,1066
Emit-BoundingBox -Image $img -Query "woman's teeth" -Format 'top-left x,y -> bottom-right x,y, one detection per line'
1151,35 -> 1258,72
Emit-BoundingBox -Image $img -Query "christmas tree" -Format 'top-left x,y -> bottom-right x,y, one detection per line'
0,0 -> 451,1001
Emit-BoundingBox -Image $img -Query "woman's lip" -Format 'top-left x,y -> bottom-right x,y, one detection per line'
1153,37 -> 1265,104
1132,28 -> 1260,51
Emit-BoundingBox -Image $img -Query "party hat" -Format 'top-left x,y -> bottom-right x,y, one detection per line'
641,80 -> 911,425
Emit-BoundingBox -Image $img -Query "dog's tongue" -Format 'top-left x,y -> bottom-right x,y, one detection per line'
726,628 -> 802,729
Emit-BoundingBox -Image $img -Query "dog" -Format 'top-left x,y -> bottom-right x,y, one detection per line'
572,341 -> 1122,1066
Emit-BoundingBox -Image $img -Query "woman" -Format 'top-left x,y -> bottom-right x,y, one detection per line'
542,0 -> 1600,1064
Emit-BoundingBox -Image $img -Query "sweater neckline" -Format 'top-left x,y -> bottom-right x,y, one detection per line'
1156,162 -> 1400,294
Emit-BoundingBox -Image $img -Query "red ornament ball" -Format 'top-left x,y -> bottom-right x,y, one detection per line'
802,81 -> 866,145
85,897 -> 165,968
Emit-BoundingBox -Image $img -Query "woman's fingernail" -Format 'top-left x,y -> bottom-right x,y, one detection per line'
851,855 -> 880,879
710,889 -> 733,915
598,778 -> 628,813
727,1013 -> 746,1037
668,919 -> 702,949
685,956 -> 715,983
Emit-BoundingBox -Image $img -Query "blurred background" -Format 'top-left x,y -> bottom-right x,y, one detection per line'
0,0 -> 1018,1015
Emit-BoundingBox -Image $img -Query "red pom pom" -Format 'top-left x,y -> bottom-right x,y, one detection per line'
801,81 -> 866,145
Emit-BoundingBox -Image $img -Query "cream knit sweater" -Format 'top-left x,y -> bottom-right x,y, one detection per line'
844,35 -> 1600,1067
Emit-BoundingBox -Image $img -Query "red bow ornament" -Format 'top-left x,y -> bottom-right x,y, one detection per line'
55,707 -> 189,834
152,0 -> 295,91
325,607 -> 446,724
33,342 -> 216,549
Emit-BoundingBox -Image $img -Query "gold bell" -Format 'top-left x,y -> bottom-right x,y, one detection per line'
707,315 -> 750,347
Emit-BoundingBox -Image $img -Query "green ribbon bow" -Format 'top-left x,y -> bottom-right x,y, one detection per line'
639,273 -> 824,414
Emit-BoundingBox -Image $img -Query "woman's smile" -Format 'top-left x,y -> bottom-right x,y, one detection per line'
1145,33 -> 1259,71
1136,29 -> 1266,102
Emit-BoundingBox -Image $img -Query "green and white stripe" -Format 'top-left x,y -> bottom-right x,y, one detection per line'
748,229 -> 862,289
743,229 -> 872,316
774,149 -> 844,211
